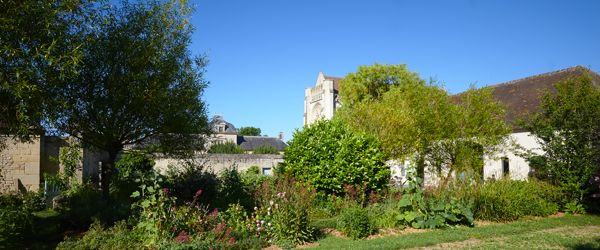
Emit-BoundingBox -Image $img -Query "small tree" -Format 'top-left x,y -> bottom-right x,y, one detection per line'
238,126 -> 261,136
525,75 -> 600,204
283,119 -> 389,194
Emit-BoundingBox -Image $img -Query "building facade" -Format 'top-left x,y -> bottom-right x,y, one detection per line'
303,72 -> 342,126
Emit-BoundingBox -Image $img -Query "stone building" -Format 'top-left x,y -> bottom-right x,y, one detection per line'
0,136 -> 107,193
304,72 -> 342,126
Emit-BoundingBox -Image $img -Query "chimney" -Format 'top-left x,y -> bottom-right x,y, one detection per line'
278,132 -> 284,140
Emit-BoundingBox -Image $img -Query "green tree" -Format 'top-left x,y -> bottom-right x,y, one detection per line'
337,64 -> 510,181
238,126 -> 261,136
525,75 -> 600,204
339,63 -> 425,107
208,142 -> 244,154
0,0 -> 93,146
253,144 -> 279,154
283,119 -> 389,194
47,0 -> 210,199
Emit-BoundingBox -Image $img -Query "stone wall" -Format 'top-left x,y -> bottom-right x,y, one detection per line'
154,153 -> 284,174
0,136 -> 42,192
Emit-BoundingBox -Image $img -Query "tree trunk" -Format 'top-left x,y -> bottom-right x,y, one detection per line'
100,150 -> 118,203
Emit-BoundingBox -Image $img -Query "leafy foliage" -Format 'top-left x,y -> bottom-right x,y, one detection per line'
0,191 -> 46,249
253,144 -> 279,154
208,142 -> 244,154
164,160 -> 219,206
255,176 -> 317,246
394,167 -> 474,229
238,126 -> 262,136
474,179 -> 562,221
44,140 -> 83,191
524,75 -> 600,205
44,0 -> 210,199
284,119 -> 389,194
337,204 -> 374,239
0,0 -> 93,142
337,64 -> 510,180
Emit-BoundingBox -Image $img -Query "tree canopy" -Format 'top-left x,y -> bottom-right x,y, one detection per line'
0,0 -> 93,144
525,75 -> 600,204
47,0 -> 210,198
337,64 -> 510,180
238,126 -> 261,136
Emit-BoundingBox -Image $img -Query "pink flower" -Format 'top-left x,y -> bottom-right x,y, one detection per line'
175,231 -> 189,243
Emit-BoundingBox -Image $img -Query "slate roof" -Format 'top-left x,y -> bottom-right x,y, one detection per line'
237,136 -> 287,151
454,66 -> 600,131
209,115 -> 237,134
324,75 -> 342,91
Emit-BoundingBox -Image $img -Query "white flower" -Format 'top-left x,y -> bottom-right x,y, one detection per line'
269,200 -> 274,206
254,206 -> 258,211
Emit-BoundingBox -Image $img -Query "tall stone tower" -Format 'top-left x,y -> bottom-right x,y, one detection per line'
303,72 -> 342,126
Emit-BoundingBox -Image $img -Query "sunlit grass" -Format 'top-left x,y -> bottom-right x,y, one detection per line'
309,215 -> 600,249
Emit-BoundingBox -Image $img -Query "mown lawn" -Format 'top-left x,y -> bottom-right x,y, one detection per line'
309,215 -> 600,249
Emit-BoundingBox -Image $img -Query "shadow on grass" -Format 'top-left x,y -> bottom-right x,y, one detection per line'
571,237 -> 600,250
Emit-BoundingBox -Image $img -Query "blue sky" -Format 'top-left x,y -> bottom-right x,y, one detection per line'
189,0 -> 600,141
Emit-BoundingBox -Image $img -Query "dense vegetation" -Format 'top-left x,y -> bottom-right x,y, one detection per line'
283,119 -> 390,195
1,0 -> 598,248
525,74 -> 600,211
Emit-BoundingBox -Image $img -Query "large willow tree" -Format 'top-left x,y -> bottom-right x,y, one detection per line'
1,0 -> 94,147
47,0 -> 211,198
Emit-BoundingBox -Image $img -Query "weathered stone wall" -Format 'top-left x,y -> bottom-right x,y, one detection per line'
154,153 -> 284,174
0,136 -> 42,192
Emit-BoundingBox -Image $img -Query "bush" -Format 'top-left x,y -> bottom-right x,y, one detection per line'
164,161 -> 219,206
0,193 -> 34,248
393,167 -> 474,229
216,167 -> 254,211
337,204 -> 374,239
283,119 -> 389,195
474,179 -> 562,221
253,145 -> 279,154
60,182 -> 104,230
255,176 -> 317,246
208,142 -> 244,154
56,221 -> 139,250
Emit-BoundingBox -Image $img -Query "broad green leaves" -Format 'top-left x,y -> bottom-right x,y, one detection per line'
283,120 -> 389,194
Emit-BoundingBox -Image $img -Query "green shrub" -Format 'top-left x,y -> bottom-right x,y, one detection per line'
255,176 -> 317,246
283,119 -> 389,195
56,221 -> 140,250
337,204 -> 374,239
0,193 -> 33,249
60,182 -> 104,230
474,179 -> 562,221
393,167 -> 474,229
253,145 -> 279,154
216,167 -> 254,211
164,161 -> 219,206
208,142 -> 244,154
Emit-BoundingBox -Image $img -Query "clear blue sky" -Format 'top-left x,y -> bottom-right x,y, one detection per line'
189,0 -> 600,141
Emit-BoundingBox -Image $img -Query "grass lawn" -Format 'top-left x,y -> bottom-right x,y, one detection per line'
308,215 -> 600,249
